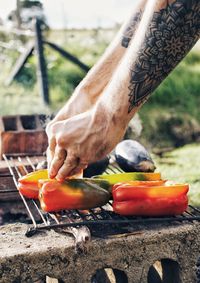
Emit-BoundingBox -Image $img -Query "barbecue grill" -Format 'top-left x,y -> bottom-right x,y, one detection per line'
2,153 -> 200,237
1,153 -> 200,283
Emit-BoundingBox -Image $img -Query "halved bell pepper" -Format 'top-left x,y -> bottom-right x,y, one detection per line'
18,169 -> 48,199
17,169 -> 98,199
113,183 -> 189,202
39,179 -> 110,212
18,169 -> 48,184
94,172 -> 161,185
17,182 -> 39,199
112,183 -> 189,216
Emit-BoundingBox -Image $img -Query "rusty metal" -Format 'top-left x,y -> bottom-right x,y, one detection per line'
2,154 -> 200,237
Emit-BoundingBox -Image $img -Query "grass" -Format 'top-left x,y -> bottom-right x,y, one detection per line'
154,143 -> 200,206
139,48 -> 200,148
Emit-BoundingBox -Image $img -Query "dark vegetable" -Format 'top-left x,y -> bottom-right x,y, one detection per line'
115,140 -> 155,172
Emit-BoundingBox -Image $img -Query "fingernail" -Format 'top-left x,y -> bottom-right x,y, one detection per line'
57,177 -> 64,182
49,170 -> 55,179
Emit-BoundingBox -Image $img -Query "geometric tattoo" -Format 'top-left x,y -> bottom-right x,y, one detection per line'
125,0 -> 200,113
121,12 -> 142,48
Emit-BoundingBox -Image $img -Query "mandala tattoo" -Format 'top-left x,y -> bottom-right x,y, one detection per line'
122,12 -> 142,48
127,0 -> 200,113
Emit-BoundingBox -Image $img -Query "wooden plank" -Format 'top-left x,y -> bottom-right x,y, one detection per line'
45,41 -> 90,72
35,19 -> 49,104
5,41 -> 35,86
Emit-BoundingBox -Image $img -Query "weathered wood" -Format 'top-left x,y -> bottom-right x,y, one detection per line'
35,19 -> 49,104
5,41 -> 35,86
44,41 -> 90,72
16,0 -> 22,29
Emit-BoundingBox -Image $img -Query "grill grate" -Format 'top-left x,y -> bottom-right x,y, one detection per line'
2,154 -> 200,237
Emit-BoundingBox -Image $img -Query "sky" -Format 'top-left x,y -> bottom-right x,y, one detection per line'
0,0 -> 138,29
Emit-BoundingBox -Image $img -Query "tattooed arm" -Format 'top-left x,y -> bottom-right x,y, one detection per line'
48,0 -> 146,123
48,0 -> 199,179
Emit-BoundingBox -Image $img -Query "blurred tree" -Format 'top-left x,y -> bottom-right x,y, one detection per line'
8,0 -> 48,30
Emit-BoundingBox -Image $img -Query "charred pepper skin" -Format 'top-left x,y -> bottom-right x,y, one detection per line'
18,169 -> 111,199
39,179 -> 110,212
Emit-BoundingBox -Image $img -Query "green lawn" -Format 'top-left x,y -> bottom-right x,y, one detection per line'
154,143 -> 200,206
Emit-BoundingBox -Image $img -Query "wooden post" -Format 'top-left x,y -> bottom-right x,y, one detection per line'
16,0 -> 22,29
34,18 -> 49,104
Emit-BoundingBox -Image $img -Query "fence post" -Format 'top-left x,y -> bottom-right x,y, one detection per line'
34,18 -> 49,104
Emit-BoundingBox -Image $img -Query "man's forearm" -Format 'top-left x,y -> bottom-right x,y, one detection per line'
52,0 -> 147,121
97,0 -> 200,120
80,0 -> 147,99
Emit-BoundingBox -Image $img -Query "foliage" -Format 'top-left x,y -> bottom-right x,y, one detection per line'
139,48 -> 200,148
0,29 -> 114,114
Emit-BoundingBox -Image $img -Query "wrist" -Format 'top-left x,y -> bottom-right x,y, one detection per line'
93,101 -> 129,141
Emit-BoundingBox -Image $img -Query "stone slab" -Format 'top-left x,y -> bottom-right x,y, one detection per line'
0,221 -> 200,283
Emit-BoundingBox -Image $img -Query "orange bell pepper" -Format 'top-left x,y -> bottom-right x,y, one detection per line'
17,182 -> 39,199
17,169 -> 83,199
18,169 -> 48,199
39,179 -> 110,212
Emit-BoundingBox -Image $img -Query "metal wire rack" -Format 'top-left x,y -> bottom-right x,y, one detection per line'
2,154 -> 200,237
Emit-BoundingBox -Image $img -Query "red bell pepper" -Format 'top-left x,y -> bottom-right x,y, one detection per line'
113,183 -> 189,202
112,183 -> 189,216
113,195 -> 188,216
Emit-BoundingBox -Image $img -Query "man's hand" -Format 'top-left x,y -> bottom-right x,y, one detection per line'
46,103 -> 127,181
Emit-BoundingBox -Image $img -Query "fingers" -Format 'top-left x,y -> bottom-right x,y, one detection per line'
49,146 -> 67,179
56,152 -> 88,181
46,137 -> 56,168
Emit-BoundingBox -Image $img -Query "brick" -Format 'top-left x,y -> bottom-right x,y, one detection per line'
0,115 -> 48,159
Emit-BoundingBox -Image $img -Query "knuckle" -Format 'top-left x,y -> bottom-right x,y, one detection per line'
57,135 -> 65,147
